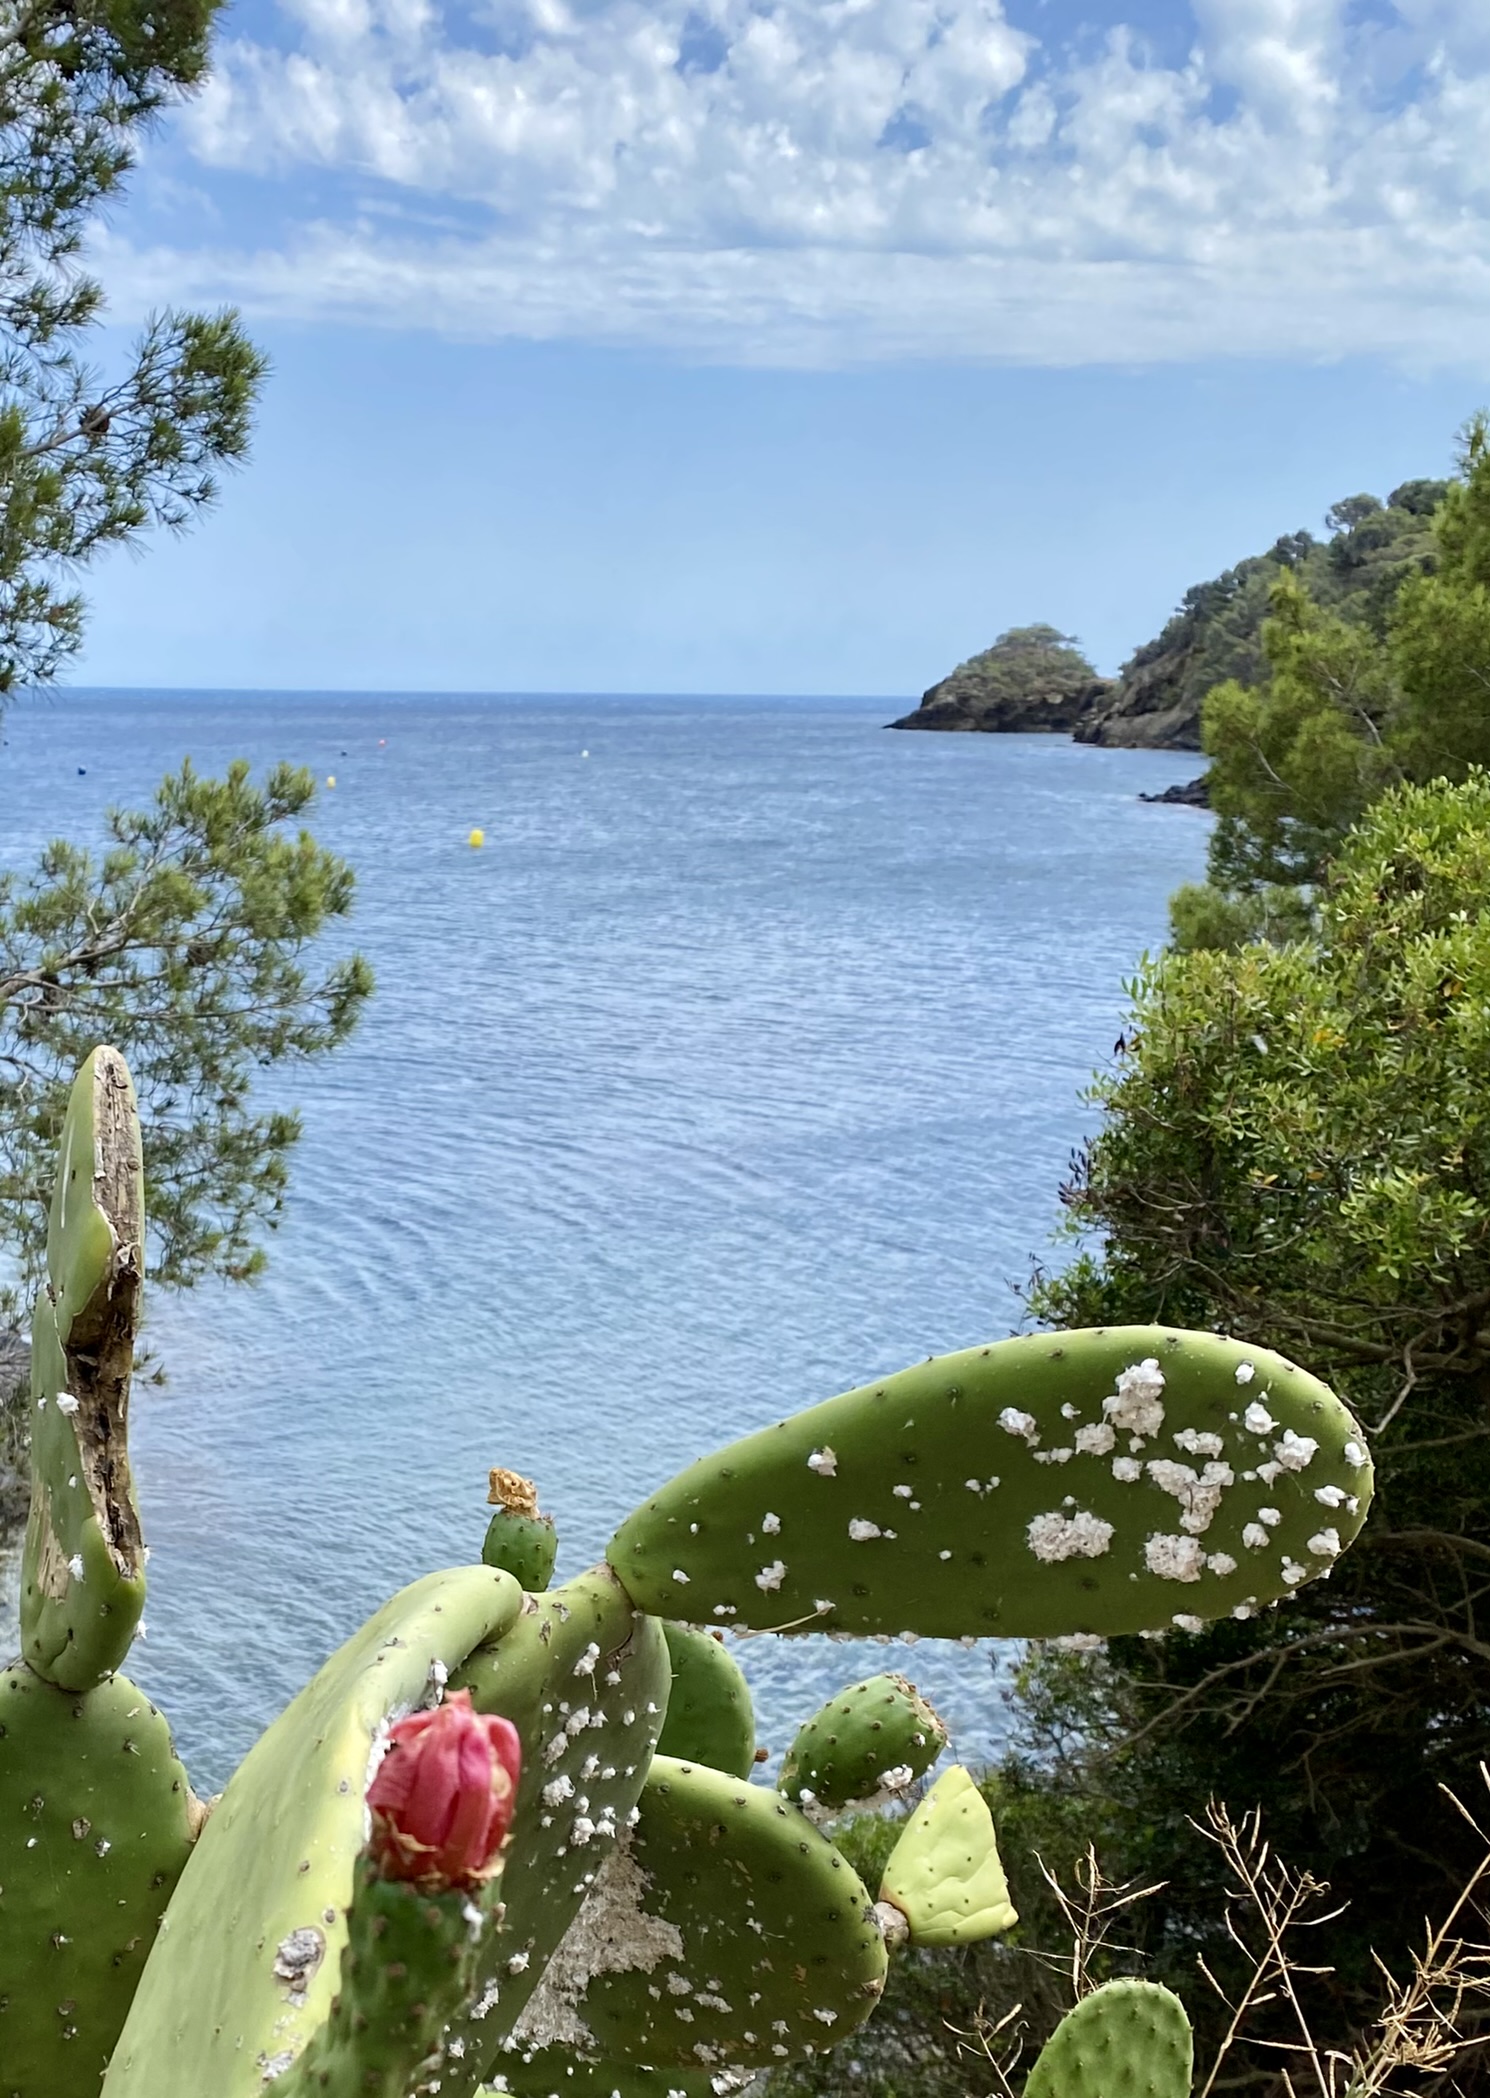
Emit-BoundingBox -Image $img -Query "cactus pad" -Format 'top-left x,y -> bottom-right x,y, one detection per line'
21,1049 -> 146,1692
608,1329 -> 1374,1638
877,1765 -> 1016,1945
0,1663 -> 199,2098
501,1755 -> 886,2075
778,1673 -> 945,1814
656,1625 -> 755,1779
440,1566 -> 673,2097
1023,1978 -> 1193,2098
102,1566 -> 523,2098
490,2060 -> 746,2097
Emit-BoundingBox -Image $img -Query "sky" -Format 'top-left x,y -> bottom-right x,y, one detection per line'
72,0 -> 1490,694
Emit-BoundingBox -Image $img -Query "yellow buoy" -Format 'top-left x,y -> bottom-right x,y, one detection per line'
468,827 -> 485,848
326,774 -> 336,788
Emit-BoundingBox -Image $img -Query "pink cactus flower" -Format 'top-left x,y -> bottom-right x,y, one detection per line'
367,1689 -> 522,1889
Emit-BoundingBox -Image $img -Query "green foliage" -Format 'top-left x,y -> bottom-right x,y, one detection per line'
0,759 -> 372,1323
0,0 -> 265,690
1177,416 -> 1490,945
938,625 -> 1099,706
1021,771 -> 1490,2069
1103,482 -> 1445,747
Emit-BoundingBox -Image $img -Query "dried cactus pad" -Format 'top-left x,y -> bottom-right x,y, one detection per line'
877,1766 -> 1016,1946
777,1673 -> 946,1813
607,1329 -> 1374,1638
1023,1979 -> 1193,2098
21,1047 -> 146,1692
656,1624 -> 756,1779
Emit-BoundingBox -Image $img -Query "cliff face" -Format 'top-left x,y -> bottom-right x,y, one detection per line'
888,624 -> 1114,734
902,480 -> 1452,751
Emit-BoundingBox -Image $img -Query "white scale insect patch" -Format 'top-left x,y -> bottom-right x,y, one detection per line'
807,1448 -> 837,1477
997,1407 -> 1039,1443
1243,1400 -> 1276,1434
506,1839 -> 683,2054
1074,1421 -> 1115,1456
1104,1358 -> 1166,1437
1026,1509 -> 1115,1562
754,1560 -> 786,1592
848,1519 -> 882,1542
1144,1533 -> 1206,1583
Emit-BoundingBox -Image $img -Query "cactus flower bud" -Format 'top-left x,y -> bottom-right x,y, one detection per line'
367,1689 -> 521,1889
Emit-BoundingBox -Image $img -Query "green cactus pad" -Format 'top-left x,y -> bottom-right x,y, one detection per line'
440,1566 -> 673,2097
102,1566 -> 523,2098
656,1624 -> 755,1779
21,1048 -> 147,1691
1023,1979 -> 1193,2098
500,1755 -> 886,2075
0,1663 -> 199,2098
275,1858 -> 502,2098
877,1765 -> 1016,1946
489,2060 -> 745,2097
778,1673 -> 945,1814
607,1329 -> 1375,1638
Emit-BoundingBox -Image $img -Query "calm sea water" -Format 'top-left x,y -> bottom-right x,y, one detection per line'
0,692 -> 1209,1792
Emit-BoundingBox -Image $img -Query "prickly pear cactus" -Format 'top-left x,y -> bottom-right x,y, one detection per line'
0,1049 -> 207,2098
777,1672 -> 946,1815
607,1330 -> 1374,1638
655,1623 -> 755,1779
877,1765 -> 1016,1946
499,1756 -> 886,2079
101,1567 -> 524,2098
21,1046 -> 146,1691
0,1667 -> 200,2098
275,1857 -> 503,2098
437,1567 -> 673,2097
1023,1979 -> 1194,2098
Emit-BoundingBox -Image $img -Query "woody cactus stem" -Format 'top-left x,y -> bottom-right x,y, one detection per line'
272,1695 -> 521,2098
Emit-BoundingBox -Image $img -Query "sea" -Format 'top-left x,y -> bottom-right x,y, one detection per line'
0,691 -> 1210,1794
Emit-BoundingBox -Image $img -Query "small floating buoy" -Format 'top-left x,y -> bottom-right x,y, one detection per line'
468,827 -> 485,848
378,738 -> 387,747
581,749 -> 590,759
326,775 -> 336,788
77,767 -> 86,775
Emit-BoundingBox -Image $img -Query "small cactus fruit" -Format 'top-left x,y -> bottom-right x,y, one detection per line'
102,1567 -> 524,2098
21,1048 -> 146,1691
607,1329 -> 1374,1638
777,1673 -> 946,1815
367,1689 -> 521,1889
1023,1978 -> 1194,2098
655,1623 -> 755,1779
0,1664 -> 199,2098
876,1765 -> 1016,1946
485,1468 -> 560,1592
273,1850 -> 506,2098
500,1755 -> 886,2073
439,1567 -> 673,2097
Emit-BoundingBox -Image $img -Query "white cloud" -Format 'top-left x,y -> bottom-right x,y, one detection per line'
103,0 -> 1490,366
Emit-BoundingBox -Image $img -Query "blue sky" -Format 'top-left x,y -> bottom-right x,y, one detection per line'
75,0 -> 1490,694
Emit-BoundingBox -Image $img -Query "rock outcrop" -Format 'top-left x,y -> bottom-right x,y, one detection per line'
888,625 -> 1114,734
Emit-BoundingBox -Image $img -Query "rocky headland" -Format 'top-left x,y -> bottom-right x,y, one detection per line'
891,478 -> 1451,751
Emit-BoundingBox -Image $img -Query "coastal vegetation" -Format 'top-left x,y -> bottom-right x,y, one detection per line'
0,0 -> 368,1532
897,476 -> 1449,750
788,423 -> 1490,2096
